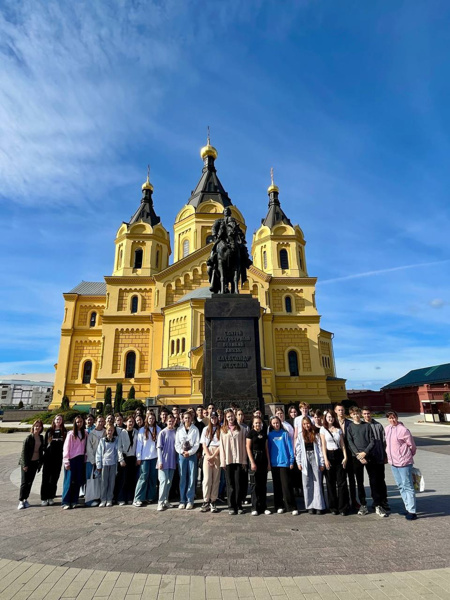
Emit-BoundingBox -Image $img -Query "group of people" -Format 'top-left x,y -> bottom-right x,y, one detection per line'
17,401 -> 418,520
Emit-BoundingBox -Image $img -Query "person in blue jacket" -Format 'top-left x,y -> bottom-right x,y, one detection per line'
267,416 -> 298,515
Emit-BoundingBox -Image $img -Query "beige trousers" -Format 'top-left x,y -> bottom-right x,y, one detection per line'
202,454 -> 221,502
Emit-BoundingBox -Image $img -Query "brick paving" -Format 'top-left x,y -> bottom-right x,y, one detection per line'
0,416 -> 449,599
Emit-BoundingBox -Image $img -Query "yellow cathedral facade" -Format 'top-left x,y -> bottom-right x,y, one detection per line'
51,140 -> 346,410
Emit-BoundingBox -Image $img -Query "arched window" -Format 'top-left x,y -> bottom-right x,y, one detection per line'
288,350 -> 299,376
280,248 -> 289,269
299,251 -> 304,271
182,338 -> 186,353
170,340 -> 175,355
176,339 -> 180,354
134,248 -> 143,269
263,250 -> 267,270
183,239 -> 189,258
285,296 -> 292,313
82,360 -> 92,384
155,250 -> 160,269
131,295 -> 138,314
89,312 -> 97,327
125,352 -> 136,378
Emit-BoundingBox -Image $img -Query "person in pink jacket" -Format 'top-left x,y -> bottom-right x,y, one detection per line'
62,415 -> 87,509
385,411 -> 417,520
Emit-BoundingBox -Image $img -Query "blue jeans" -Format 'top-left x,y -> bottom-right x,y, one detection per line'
158,468 -> 175,504
391,464 -> 416,514
179,454 -> 197,504
134,458 -> 157,503
62,455 -> 86,506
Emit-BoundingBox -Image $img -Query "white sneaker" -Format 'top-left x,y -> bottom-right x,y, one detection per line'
106,501 -> 112,507
62,504 -> 71,510
178,503 -> 186,510
358,505 -> 369,516
118,501 -> 126,506
251,510 -> 258,516
90,500 -> 99,507
99,501 -> 106,508
186,503 -> 194,510
277,508 -> 285,514
157,503 -> 165,511
264,510 -> 272,515
41,500 -> 49,506
133,501 -> 143,507
375,506 -> 387,518
292,510 -> 299,516
48,499 -> 55,506
18,501 -> 25,510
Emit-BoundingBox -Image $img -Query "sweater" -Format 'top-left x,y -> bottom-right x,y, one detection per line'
175,425 -> 200,457
347,422 -> 375,457
268,429 -> 294,467
136,426 -> 161,461
220,427 -> 247,467
156,428 -> 177,470
63,432 -> 87,467
96,435 -> 119,468
118,428 -> 138,462
86,429 -> 105,464
385,422 -> 416,467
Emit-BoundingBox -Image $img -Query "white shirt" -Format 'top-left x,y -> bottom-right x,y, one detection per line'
136,425 -> 161,460
320,426 -> 342,451
175,425 -> 200,456
200,426 -> 220,448
281,421 -> 294,445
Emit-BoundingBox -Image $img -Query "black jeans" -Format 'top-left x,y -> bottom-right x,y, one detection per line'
271,466 -> 296,512
117,456 -> 138,503
20,461 -> 39,501
345,443 -> 358,505
352,456 -> 367,506
324,449 -> 349,512
40,451 -> 63,501
225,464 -> 244,512
365,461 -> 386,507
249,458 -> 268,513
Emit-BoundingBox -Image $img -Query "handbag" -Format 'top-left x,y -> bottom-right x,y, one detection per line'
412,467 -> 425,492
85,466 -> 101,503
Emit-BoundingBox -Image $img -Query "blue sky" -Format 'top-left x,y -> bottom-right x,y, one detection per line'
1,0 -> 450,389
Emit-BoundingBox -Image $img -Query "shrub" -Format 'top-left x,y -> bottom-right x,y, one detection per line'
61,396 -> 70,411
114,383 -> 123,413
21,409 -> 81,425
121,399 -> 145,412
96,401 -> 104,415
104,387 -> 112,404
104,403 -> 112,416
127,386 -> 136,400
18,400 -> 24,409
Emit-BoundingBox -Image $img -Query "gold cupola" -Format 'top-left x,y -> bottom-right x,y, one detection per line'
267,167 -> 279,194
200,126 -> 218,160
141,165 -> 154,192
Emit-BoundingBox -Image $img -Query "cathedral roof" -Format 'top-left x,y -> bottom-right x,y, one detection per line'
68,281 -> 106,295
175,286 -> 213,304
261,170 -> 292,229
128,172 -> 161,227
187,142 -> 232,210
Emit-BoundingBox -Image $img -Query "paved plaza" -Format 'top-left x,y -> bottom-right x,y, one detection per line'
0,416 -> 449,599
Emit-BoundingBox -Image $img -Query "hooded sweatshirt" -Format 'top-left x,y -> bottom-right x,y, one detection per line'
385,422 -> 416,467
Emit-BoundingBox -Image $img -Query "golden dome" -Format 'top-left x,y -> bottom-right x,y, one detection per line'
142,175 -> 153,192
267,167 -> 279,194
200,144 -> 218,160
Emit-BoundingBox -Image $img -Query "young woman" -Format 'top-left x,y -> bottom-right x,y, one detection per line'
85,414 -> 95,433
62,415 -> 87,509
287,405 -> 298,428
246,416 -> 271,516
296,418 -> 326,514
200,411 -> 221,513
40,414 -> 67,506
385,410 -> 417,520
268,416 -> 297,515
220,410 -> 247,515
135,414 -> 144,430
133,413 -> 161,507
312,409 -> 323,431
85,416 -> 105,507
117,415 -> 138,505
18,420 -> 44,509
96,423 -> 119,507
156,414 -> 177,510
175,411 -> 200,510
320,411 -> 349,515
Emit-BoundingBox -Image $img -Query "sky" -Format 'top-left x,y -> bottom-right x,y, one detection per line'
1,0 -> 450,389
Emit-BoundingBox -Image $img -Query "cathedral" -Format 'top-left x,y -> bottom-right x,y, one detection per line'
51,139 -> 346,410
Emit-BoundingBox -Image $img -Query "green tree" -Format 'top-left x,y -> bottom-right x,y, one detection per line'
114,383 -> 123,413
61,396 -> 70,411
104,387 -> 112,405
104,404 -> 112,416
18,400 -> 24,409
96,401 -> 104,415
127,386 -> 136,400
121,399 -> 145,412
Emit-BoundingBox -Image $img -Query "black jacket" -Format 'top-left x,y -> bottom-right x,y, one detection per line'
19,434 -> 44,469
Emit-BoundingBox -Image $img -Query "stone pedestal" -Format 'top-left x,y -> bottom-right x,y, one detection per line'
203,295 -> 264,413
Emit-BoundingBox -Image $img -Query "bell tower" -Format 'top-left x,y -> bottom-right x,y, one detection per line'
252,169 -> 307,277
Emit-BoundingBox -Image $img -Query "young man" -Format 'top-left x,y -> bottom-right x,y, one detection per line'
293,402 -> 312,445
362,407 -> 389,512
347,407 -> 387,517
334,403 -> 359,510
158,408 -> 169,430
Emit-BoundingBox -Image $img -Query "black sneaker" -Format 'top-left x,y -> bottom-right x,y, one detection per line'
405,512 -> 418,521
210,502 -> 218,513
381,502 -> 391,512
200,502 -> 210,513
